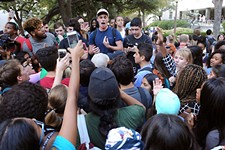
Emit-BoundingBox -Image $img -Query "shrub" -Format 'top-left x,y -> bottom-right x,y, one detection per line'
222,21 -> 225,32
148,20 -> 189,30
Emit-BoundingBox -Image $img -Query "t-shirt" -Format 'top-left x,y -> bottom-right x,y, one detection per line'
205,129 -> 225,150
134,64 -> 153,87
123,34 -> 152,75
77,104 -> 145,149
122,87 -> 152,109
40,77 -> 70,89
59,35 -> 89,49
52,135 -> 75,150
22,32 -> 57,55
89,26 -> 123,54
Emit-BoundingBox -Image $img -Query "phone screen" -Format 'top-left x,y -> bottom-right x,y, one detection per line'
83,22 -> 89,28
58,49 -> 67,58
67,32 -> 79,48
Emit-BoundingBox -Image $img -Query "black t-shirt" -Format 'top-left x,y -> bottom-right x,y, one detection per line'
123,34 -> 152,75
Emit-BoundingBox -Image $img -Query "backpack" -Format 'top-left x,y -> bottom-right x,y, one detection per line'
137,87 -> 149,109
92,28 -> 117,46
16,36 -> 33,52
206,37 -> 216,53
139,67 -> 152,73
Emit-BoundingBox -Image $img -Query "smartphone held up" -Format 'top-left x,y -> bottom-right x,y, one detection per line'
67,31 -> 79,48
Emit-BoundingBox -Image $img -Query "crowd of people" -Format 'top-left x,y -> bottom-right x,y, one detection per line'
0,7 -> 225,150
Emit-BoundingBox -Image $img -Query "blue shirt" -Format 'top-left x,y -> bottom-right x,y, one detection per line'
52,135 -> 75,150
134,64 -> 152,87
89,26 -> 123,54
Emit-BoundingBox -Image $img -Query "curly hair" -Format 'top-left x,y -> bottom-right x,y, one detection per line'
173,64 -> 207,104
0,82 -> 48,122
0,59 -> 21,87
23,17 -> 42,34
36,46 -> 58,71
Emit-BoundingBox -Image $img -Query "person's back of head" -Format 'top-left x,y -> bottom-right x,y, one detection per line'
0,59 -> 21,87
155,88 -> 180,115
173,64 -> 207,104
130,17 -> 142,28
0,82 -> 48,122
141,114 -> 198,150
0,118 -> 39,150
109,55 -> 134,86
212,64 -> 225,78
36,46 -> 58,72
179,34 -> 189,43
88,67 -> 120,137
45,84 -> 68,129
214,40 -> 225,51
195,77 -> 225,147
206,29 -> 212,36
91,53 -> 109,68
188,45 -> 203,67
137,43 -> 153,62
80,59 -> 96,87
154,52 -> 172,79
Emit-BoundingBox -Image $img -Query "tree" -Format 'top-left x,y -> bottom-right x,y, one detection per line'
152,0 -> 175,21
212,0 -> 223,38
122,0 -> 171,27
0,0 -> 47,34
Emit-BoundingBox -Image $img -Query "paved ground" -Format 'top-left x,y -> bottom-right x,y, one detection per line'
192,22 -> 224,32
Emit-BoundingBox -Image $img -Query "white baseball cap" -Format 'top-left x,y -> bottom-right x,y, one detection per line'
96,8 -> 109,17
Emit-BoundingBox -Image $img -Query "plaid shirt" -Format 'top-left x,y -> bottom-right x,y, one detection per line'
162,54 -> 176,77
180,101 -> 200,115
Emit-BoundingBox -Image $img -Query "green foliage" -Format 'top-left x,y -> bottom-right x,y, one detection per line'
222,21 -> 225,32
149,20 -> 189,30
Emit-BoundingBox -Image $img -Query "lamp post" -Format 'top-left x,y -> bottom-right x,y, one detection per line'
174,0 -> 178,35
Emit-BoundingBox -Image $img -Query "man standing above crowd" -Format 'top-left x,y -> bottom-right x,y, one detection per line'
123,17 -> 152,75
22,17 -> 57,55
89,8 -> 123,58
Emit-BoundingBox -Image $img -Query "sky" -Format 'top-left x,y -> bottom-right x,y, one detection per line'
178,0 -> 224,11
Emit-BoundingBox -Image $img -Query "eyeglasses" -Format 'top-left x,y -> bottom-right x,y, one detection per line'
33,119 -> 45,145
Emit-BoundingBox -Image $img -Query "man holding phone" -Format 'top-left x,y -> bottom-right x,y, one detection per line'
89,8 -> 123,58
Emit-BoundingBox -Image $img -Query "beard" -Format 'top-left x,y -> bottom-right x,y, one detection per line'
36,33 -> 47,40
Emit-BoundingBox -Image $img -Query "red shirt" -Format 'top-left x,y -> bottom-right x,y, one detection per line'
40,77 -> 70,89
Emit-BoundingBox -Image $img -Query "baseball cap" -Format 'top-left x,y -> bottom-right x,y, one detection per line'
96,8 -> 109,17
88,67 -> 119,105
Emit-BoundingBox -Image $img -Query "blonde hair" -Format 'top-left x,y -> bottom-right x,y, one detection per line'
45,84 -> 68,129
175,48 -> 193,64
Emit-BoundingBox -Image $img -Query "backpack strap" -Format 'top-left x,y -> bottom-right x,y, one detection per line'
25,38 -> 33,52
77,114 -> 91,148
137,87 -> 148,109
93,30 -> 97,46
139,67 -> 152,73
112,28 -> 116,46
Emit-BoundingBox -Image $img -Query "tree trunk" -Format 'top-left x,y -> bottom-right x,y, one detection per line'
159,16 -> 161,21
142,10 -> 146,28
58,0 -> 72,26
213,0 -> 223,38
